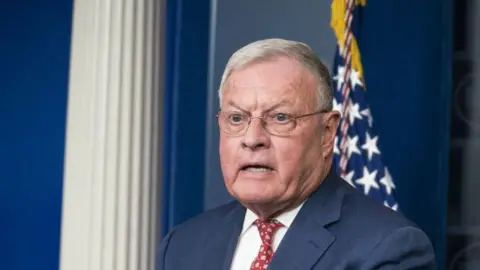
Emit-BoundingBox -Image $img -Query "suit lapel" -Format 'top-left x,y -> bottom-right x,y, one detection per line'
268,219 -> 335,270
200,203 -> 245,270
268,170 -> 344,270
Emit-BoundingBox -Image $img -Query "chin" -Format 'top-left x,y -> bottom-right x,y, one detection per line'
236,192 -> 275,204
230,180 -> 279,204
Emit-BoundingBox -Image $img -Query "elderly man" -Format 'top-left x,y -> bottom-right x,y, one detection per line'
157,38 -> 435,269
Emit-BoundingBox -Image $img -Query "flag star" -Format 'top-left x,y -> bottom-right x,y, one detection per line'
333,66 -> 345,92
347,135 -> 361,158
379,167 -> 396,195
333,66 -> 363,91
334,136 -> 340,155
348,101 -> 363,125
355,167 -> 379,195
384,201 -> 399,211
343,170 -> 355,187
333,98 -> 343,116
350,68 -> 364,89
360,108 -> 373,127
361,133 -> 381,161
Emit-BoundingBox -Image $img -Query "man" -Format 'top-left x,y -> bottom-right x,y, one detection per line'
157,38 -> 435,269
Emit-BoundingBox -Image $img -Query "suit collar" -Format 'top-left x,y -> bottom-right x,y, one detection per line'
268,169 -> 345,270
303,168 -> 344,227
200,202 -> 245,270
240,199 -> 306,236
200,169 -> 345,270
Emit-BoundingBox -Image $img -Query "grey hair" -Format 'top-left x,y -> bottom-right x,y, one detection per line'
218,38 -> 334,111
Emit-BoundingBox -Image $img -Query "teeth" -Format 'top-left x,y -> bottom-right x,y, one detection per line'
246,167 -> 269,172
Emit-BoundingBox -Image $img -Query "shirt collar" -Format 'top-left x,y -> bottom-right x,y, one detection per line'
240,201 -> 306,235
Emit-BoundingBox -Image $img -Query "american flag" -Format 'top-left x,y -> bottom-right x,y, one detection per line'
330,0 -> 399,211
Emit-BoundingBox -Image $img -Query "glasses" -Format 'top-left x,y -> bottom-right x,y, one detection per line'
216,110 -> 328,136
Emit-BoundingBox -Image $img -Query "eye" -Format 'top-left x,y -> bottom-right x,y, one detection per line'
228,113 -> 245,124
274,113 -> 290,122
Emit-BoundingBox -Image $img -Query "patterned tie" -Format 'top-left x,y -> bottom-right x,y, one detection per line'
250,219 -> 284,270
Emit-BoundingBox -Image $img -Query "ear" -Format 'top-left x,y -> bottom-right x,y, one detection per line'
321,110 -> 341,159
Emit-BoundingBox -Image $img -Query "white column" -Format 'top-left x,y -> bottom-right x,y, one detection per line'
59,0 -> 163,269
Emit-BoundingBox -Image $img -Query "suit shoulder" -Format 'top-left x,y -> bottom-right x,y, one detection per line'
168,200 -> 240,234
339,181 -> 417,231
326,180 -> 433,260
158,200 -> 242,266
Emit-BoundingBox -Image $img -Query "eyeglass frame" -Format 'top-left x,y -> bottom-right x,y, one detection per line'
216,109 -> 329,136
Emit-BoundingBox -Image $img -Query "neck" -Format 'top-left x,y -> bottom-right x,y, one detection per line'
244,197 -> 303,221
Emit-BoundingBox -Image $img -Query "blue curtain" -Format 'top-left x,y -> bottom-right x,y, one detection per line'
0,2 -> 73,270
161,0 -> 211,236
357,2 -> 451,267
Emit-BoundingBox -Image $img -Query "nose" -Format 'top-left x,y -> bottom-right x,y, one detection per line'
241,117 -> 271,150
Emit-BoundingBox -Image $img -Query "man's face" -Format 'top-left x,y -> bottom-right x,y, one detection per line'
219,56 -> 338,209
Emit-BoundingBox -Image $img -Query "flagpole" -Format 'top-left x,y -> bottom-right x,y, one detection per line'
338,0 -> 355,177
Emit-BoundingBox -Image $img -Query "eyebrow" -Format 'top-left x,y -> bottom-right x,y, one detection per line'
226,101 -> 248,113
225,100 -> 293,113
265,100 -> 293,112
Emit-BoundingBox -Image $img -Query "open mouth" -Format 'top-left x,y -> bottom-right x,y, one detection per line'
240,164 -> 274,172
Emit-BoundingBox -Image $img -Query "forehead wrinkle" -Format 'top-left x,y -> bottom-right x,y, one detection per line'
222,58 -> 318,112
278,72 -> 318,112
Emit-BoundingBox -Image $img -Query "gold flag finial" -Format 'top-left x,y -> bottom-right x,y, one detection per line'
330,0 -> 366,81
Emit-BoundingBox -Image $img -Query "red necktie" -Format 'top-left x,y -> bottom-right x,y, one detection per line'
250,219 -> 284,270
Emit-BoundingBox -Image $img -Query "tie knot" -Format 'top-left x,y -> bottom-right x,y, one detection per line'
254,219 -> 284,246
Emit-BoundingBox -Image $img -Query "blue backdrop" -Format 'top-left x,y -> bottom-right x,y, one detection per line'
357,1 -> 452,266
0,1 -> 73,270
161,0 -> 211,236
162,0 -> 452,268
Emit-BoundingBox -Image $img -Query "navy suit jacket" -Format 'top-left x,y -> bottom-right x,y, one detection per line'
157,170 -> 435,269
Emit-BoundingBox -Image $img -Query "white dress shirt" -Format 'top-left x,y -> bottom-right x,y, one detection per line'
230,202 -> 305,270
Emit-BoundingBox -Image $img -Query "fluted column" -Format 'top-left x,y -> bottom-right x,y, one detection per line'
59,0 -> 163,269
